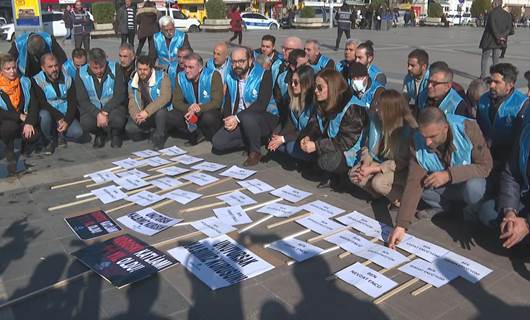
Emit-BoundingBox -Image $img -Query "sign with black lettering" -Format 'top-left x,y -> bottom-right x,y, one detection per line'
65,210 -> 121,240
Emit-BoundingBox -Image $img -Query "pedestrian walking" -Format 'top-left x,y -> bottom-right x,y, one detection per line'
136,0 -> 159,60
228,6 -> 243,45
72,0 -> 91,50
335,4 -> 354,51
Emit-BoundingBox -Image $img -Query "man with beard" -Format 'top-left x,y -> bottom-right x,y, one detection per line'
387,107 -> 492,248
62,48 -> 87,79
171,53 -> 223,145
402,49 -> 430,110
126,55 -> 172,150
304,39 -> 335,72
154,16 -> 191,71
33,54 -> 87,154
336,39 -> 358,84
212,47 -> 276,166
118,43 -> 136,82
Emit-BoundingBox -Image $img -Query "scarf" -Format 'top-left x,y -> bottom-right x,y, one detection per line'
0,75 -> 21,111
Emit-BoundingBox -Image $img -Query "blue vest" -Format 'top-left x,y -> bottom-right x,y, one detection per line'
310,55 -> 332,73
131,70 -> 172,111
368,64 -> 384,85
516,124 -> 530,196
79,62 -> 117,110
438,88 -> 463,115
177,68 -> 215,105
290,104 -> 314,131
33,71 -> 72,115
404,67 -> 430,109
276,69 -> 289,102
167,62 -> 179,89
15,32 -> 53,76
317,95 -> 366,167
0,76 -> 31,113
62,59 -> 78,79
154,31 -> 185,67
226,64 -> 278,115
414,114 -> 473,173
336,60 -> 347,73
366,112 -> 383,162
205,58 -> 232,84
477,90 -> 528,148
359,79 -> 383,108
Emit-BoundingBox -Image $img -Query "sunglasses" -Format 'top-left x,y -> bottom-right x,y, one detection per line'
291,79 -> 299,86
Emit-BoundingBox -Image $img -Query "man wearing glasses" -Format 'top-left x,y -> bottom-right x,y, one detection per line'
425,62 -> 471,117
211,47 -> 277,167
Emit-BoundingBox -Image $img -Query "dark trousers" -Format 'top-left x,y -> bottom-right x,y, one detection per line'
125,108 -> 168,141
137,36 -> 155,60
79,106 -> 127,137
121,30 -> 135,47
167,108 -> 222,141
317,150 -> 349,174
335,27 -> 351,49
229,31 -> 242,45
74,33 -> 90,50
212,111 -> 278,153
0,119 -> 39,155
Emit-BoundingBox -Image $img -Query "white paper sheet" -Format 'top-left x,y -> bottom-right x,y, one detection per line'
191,161 -> 226,172
191,217 -> 236,238
112,158 -> 144,170
182,172 -> 219,186
132,149 -> 159,158
159,145 -> 187,156
356,243 -> 410,269
126,190 -> 164,206
117,208 -> 180,236
442,252 -> 492,283
267,238 -> 323,262
296,214 -> 344,235
116,169 -> 149,179
399,259 -> 460,288
213,206 -> 253,226
164,189 -> 202,205
143,156 -> 171,167
397,236 -> 449,262
115,175 -> 150,191
91,185 -> 128,204
325,230 -> 375,255
216,190 -> 257,206
257,203 -> 302,218
88,170 -> 119,184
301,200 -> 345,218
220,165 -> 256,180
171,154 -> 204,165
237,179 -> 275,194
270,185 -> 312,203
336,262 -> 398,298
336,211 -> 393,241
150,177 -> 183,190
156,166 -> 190,176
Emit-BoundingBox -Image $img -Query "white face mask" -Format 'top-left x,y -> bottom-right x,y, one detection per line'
352,78 -> 366,93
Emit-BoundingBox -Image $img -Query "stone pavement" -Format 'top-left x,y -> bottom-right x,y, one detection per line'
0,27 -> 529,320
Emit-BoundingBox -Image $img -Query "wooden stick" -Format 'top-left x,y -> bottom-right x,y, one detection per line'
264,229 -> 312,248
50,178 -> 92,190
82,166 -> 120,178
308,226 -> 350,243
179,201 -> 225,213
85,172 -> 166,188
338,237 -> 379,259
267,211 -> 311,229
244,198 -> 282,211
201,187 -> 245,199
147,161 -> 180,172
286,245 -> 340,266
411,283 -> 433,296
373,278 -> 420,305
196,177 -> 232,191
239,215 -> 274,233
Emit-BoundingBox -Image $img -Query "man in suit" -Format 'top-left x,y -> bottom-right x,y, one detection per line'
479,0 -> 512,79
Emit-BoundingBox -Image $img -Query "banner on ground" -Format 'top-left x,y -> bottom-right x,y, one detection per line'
65,210 -> 121,240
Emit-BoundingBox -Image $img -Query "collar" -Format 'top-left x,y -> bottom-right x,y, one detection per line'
311,54 -> 322,65
88,62 -> 115,81
131,70 -> 157,89
44,71 -> 66,84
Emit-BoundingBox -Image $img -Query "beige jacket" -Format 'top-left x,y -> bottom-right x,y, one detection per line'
128,71 -> 171,118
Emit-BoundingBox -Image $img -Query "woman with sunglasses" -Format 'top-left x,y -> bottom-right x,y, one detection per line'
299,69 -> 369,188
268,65 -> 315,161
349,90 -> 417,207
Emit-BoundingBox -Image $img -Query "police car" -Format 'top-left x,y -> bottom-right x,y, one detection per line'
241,12 -> 280,30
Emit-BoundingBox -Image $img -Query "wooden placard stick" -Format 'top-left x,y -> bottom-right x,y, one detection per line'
263,229 -> 312,248
238,198 -> 284,234
373,278 -> 421,305
338,237 -> 379,259
201,187 -> 245,199
266,211 -> 312,229
82,166 -> 120,178
51,178 -> 93,190
196,177 -> 232,191
411,283 -> 433,296
307,226 -> 352,243
84,172 -> 166,189
286,245 -> 341,266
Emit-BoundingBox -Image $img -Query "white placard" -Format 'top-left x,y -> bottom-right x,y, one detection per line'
115,175 -> 150,191
296,214 -> 344,235
132,149 -> 159,158
336,262 -> 398,298
164,189 -> 202,205
301,200 -> 345,218
112,158 -> 144,170
270,185 -> 312,203
191,217 -> 236,238
126,190 -> 164,206
150,177 -> 183,190
237,179 -> 275,194
399,259 -> 460,288
116,169 -> 149,179
159,146 -> 187,156
213,206 -> 252,225
442,252 -> 492,283
143,156 -> 171,167
217,190 -> 257,206
325,230 -> 375,255
156,166 -> 190,176
336,211 -> 392,241
220,165 -> 256,180
356,243 -> 410,269
268,238 -> 323,262
88,170 -> 119,184
182,172 -> 219,186
91,185 -> 128,204
117,208 -> 180,236
191,161 -> 226,172
171,154 -> 204,165
397,236 -> 449,262
168,234 -> 274,290
257,203 -> 302,218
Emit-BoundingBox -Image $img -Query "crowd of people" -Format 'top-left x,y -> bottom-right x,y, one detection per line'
2,4 -> 530,251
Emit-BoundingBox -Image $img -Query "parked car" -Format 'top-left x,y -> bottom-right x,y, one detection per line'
241,12 -> 279,30
1,11 -> 67,41
158,8 -> 201,32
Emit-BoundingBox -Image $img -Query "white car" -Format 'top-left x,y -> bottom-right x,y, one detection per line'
241,12 -> 279,30
1,11 -> 67,41
158,8 -> 201,32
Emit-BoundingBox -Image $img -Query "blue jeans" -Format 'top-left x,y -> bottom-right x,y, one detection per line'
422,178 -> 487,211
276,140 -> 314,162
39,110 -> 85,143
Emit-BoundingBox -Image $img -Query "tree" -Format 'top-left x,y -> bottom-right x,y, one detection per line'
470,0 -> 491,18
428,2 -> 443,18
205,0 -> 227,19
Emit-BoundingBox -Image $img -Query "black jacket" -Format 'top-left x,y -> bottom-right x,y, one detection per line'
479,6 -> 513,50
32,71 -> 78,125
9,35 -> 67,78
0,83 -> 39,126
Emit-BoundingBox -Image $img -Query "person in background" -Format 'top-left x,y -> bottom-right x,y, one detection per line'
62,48 -> 87,79
525,70 -> 530,97
63,5 -> 74,41
253,35 -> 283,84
466,78 -> 489,118
205,42 -> 231,84
402,49 -> 430,110
348,62 -> 384,110
335,4 -> 354,51
336,39 -> 358,83
355,40 -> 386,86
228,6 -> 243,46
118,43 -> 136,83
117,0 -> 136,47
135,0 -> 159,61
72,0 -> 92,50
154,16 -> 191,71
305,40 -> 334,73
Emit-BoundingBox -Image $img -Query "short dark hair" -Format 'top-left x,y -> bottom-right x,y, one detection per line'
288,49 -> 306,66
0,53 -> 16,70
418,107 -> 448,127
429,61 -> 453,82
357,40 -> 374,58
40,53 -> 57,66
261,34 -> 276,46
136,55 -> 153,67
525,70 -> 530,81
179,47 -> 194,55
88,48 -> 107,65
490,63 -> 518,84
72,48 -> 87,59
185,53 -> 204,67
348,61 -> 368,78
408,49 -> 429,67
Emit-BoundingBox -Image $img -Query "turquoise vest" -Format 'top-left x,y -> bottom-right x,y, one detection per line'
368,64 -> 384,86
438,88 -> 463,115
131,70 -> 172,111
335,60 -> 347,73
205,58 -> 232,83
15,32 -> 53,76
309,55 -> 332,73
33,71 -> 72,115
167,62 -> 179,89
477,90 -> 528,148
359,79 -> 383,108
79,62 -> 117,110
404,67 -> 430,109
62,59 -> 78,79
276,69 -> 289,102
414,114 -> 473,173
154,31 -> 185,67
516,124 -> 530,195
177,68 -> 214,105
366,112 -> 383,162
290,103 -> 314,131
0,76 -> 31,113
226,64 -> 278,115
317,95 -> 366,167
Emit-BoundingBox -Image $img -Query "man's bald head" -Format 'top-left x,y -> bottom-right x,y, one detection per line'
27,34 -> 47,57
282,36 -> 303,61
213,42 -> 229,67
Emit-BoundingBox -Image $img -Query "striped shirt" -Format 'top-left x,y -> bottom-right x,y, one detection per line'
126,7 -> 135,30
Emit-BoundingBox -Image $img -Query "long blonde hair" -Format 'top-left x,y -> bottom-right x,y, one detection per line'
288,65 -> 315,115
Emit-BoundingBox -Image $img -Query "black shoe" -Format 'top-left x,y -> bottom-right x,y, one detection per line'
43,140 -> 57,155
185,132 -> 199,146
317,176 -> 332,189
92,134 -> 107,149
111,134 -> 123,148
152,135 -> 166,151
6,150 -> 17,176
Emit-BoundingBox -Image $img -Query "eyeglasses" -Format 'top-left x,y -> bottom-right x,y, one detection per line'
232,59 -> 248,65
291,79 -> 299,86
427,80 -> 451,87
316,84 -> 324,92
